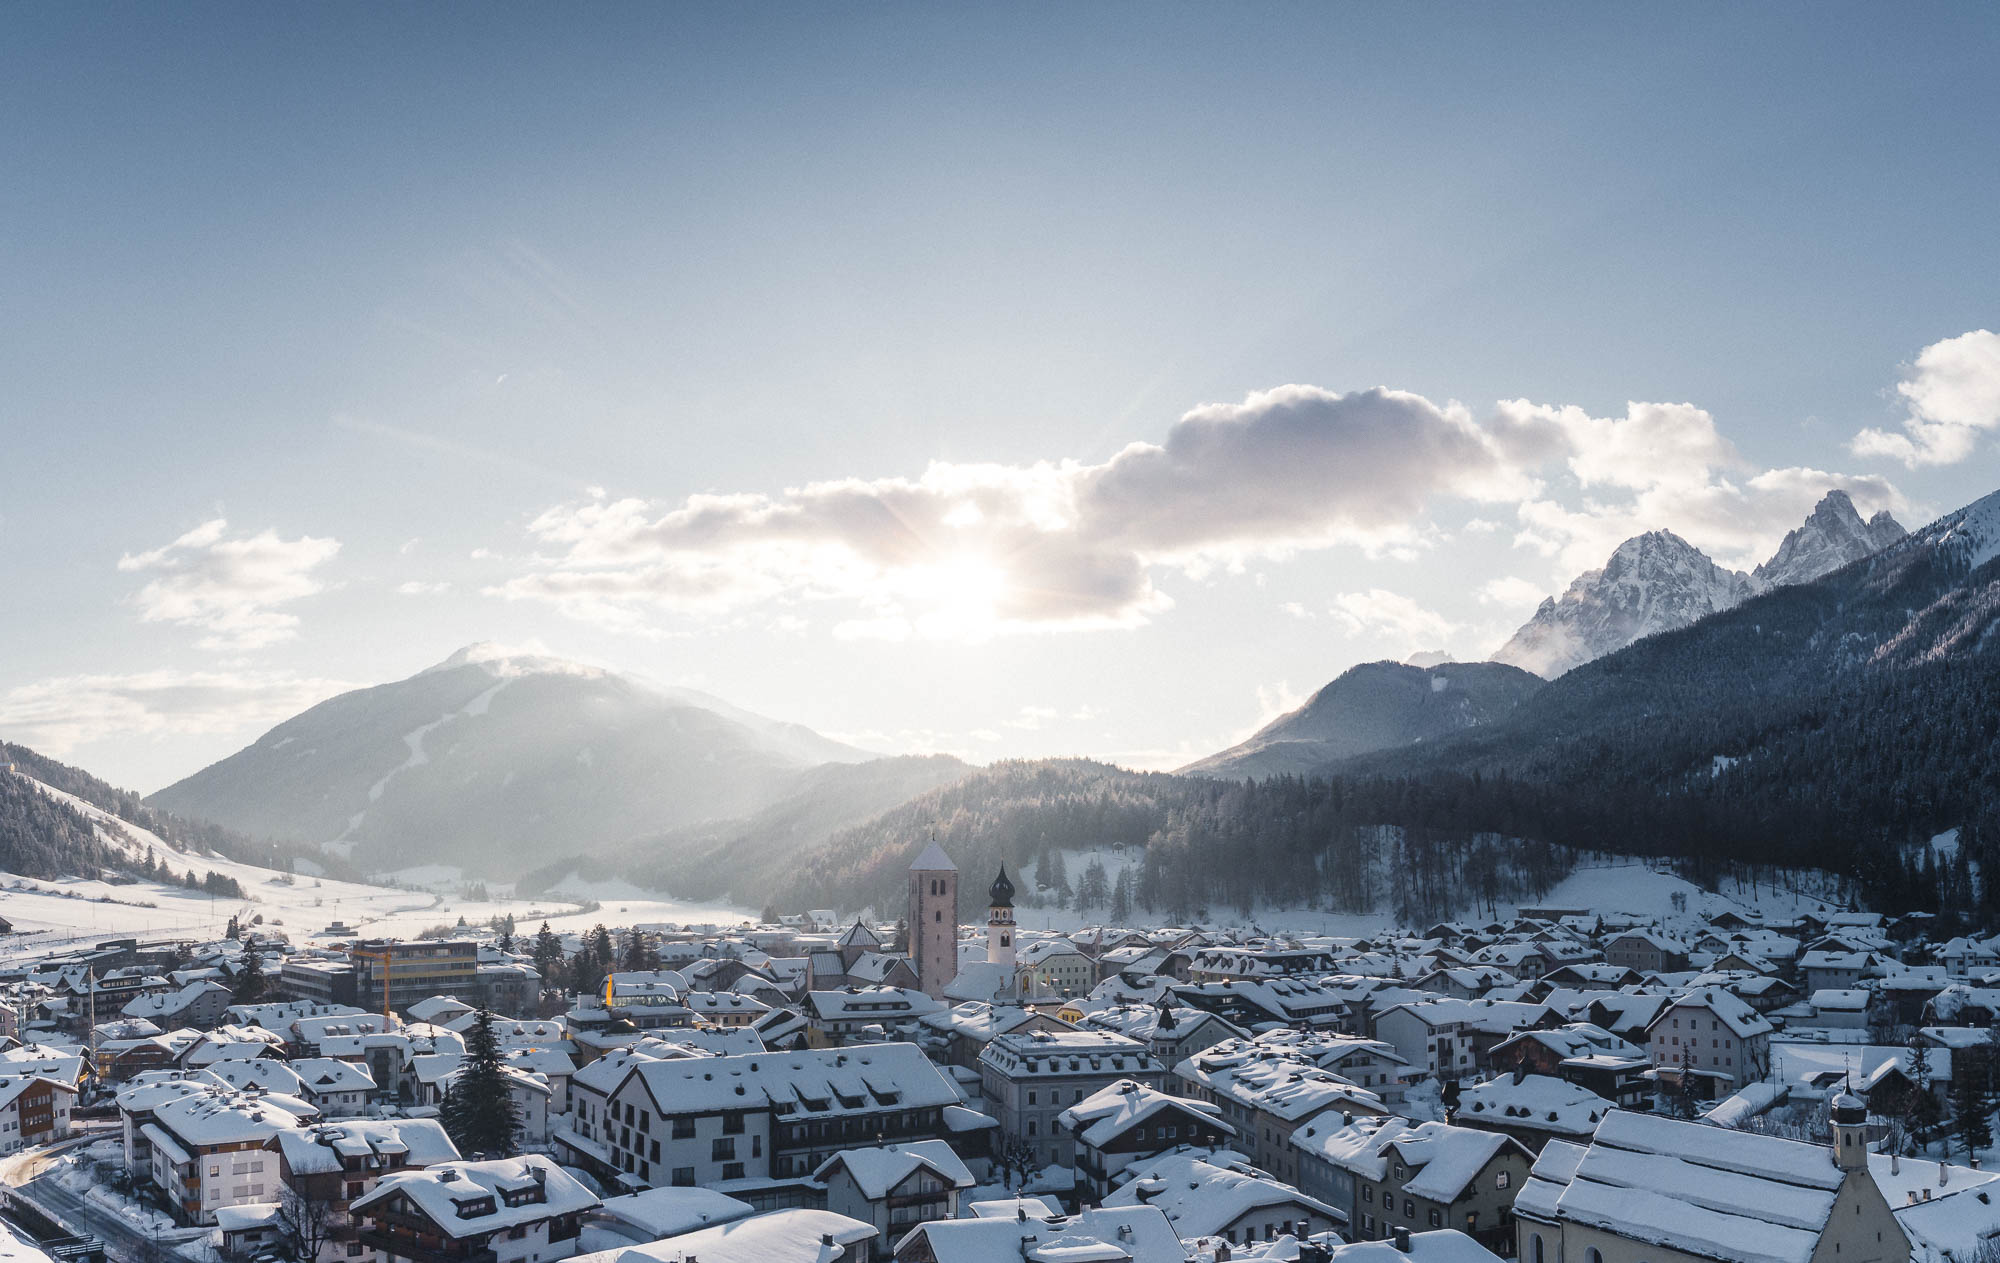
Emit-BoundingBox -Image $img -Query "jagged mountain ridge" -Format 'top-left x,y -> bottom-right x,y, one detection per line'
1492,489 -> 1905,678
1179,660 -> 1545,780
146,645 -> 875,878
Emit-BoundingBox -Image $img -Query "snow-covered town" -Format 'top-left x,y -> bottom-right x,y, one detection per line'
10,5 -> 2000,1263
0,841 -> 1996,1263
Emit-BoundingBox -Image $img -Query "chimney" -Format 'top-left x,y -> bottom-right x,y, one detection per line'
1394,1227 -> 1412,1252
1942,1161 -> 1950,1187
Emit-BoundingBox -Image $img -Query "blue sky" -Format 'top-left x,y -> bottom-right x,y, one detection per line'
3,3 -> 1997,792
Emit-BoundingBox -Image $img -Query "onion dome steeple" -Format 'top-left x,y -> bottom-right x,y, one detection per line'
989,864 -> 1016,909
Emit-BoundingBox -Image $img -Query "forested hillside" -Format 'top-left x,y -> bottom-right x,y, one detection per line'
4,742 -> 273,864
1326,503 -> 2000,924
765,758 -> 1574,923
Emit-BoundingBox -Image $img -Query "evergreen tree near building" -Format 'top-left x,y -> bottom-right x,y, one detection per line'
590,923 -> 614,967
1908,1035 -> 1943,1144
532,922 -> 563,981
1953,1073 -> 1992,1159
231,947 -> 267,1003
440,1008 -> 521,1159
621,929 -> 655,972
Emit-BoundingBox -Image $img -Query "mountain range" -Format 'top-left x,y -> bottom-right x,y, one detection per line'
4,485 -> 1991,924
1491,489 -> 1904,678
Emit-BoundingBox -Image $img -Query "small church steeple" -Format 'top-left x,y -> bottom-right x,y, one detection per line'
987,864 -> 1016,969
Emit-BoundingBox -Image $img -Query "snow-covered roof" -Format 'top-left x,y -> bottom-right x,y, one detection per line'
593,1186 -> 755,1238
290,1056 -> 375,1094
152,1086 -> 312,1147
577,1207 -> 875,1263
1057,1079 -> 1229,1148
1326,1229 -> 1504,1263
812,1139 -> 973,1199
1538,1110 -> 1846,1263
275,1118 -> 459,1175
1102,1148 -> 1342,1236
910,841 -> 957,872
622,1042 -> 960,1119
1646,987 -> 1774,1039
1292,1116 -> 1528,1202
1457,1075 -> 1610,1138
351,1155 -> 597,1239
893,1204 -> 1185,1263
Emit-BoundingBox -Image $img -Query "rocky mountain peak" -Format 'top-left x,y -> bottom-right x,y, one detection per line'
1751,491 -> 1906,591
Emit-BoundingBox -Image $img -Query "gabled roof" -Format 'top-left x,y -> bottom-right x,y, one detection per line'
1056,1079 -> 1229,1148
1537,1110 -> 1848,1263
910,841 -> 957,872
352,1155 -> 597,1239
812,1139 -> 973,1199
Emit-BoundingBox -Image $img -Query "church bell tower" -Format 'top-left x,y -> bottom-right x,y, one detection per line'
908,840 -> 959,1000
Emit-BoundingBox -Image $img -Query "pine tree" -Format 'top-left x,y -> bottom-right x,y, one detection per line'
1109,869 -> 1132,923
532,922 -> 563,982
621,929 -> 653,972
1078,858 -> 1110,911
590,924 -> 614,967
439,1009 -> 521,1158
232,947 -> 267,1003
1954,1072 -> 1992,1159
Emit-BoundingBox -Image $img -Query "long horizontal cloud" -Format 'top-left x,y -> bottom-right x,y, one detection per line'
492,386 -> 1533,636
0,670 -> 352,756
492,382 -> 1905,638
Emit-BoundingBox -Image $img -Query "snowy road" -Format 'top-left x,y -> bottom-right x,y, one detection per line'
2,1130 -> 179,1263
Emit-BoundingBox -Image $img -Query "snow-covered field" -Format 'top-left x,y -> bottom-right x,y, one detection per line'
951,845 -> 1846,936
0,771 -> 754,956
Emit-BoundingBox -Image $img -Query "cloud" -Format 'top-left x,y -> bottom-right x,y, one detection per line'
1005,706 -> 1060,731
1852,329 -> 2000,466
1480,576 -> 1547,608
117,520 -> 341,651
1329,589 -> 1459,647
0,670 -> 352,756
395,580 -> 453,596
491,386 -> 1536,639
1487,399 -> 1907,573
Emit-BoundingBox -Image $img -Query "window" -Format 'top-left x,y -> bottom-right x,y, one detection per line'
1533,1234 -> 1544,1263
1429,1209 -> 1442,1228
1363,1187 -> 1373,1204
672,1167 -> 695,1187
1587,1249 -> 1603,1263
723,1112 -> 745,1135
722,1162 -> 745,1180
1028,1091 -> 1037,1105
1404,1200 -> 1415,1219
347,1246 -> 364,1258
712,1138 -> 736,1161
673,1117 -> 695,1139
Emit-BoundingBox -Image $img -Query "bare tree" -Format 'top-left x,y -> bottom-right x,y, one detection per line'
277,1185 -> 337,1263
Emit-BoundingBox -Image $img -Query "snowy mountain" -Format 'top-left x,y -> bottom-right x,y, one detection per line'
1492,492 -> 1906,678
146,644 -> 874,877
1750,489 -> 1906,591
1179,660 -> 1544,780
1490,531 -> 1753,679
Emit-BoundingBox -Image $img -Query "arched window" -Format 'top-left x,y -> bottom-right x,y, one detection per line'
1587,1248 -> 1603,1263
1532,1234 -> 1544,1263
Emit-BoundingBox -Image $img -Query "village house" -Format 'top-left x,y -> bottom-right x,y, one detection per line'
814,1140 -> 974,1253
1643,988 -> 1773,1085
980,1030 -> 1165,1171
1055,1078 -> 1234,1199
1291,1115 -> 1534,1254
352,1155 -> 597,1263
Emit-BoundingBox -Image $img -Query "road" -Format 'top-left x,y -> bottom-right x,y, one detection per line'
2,1128 -> 178,1263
